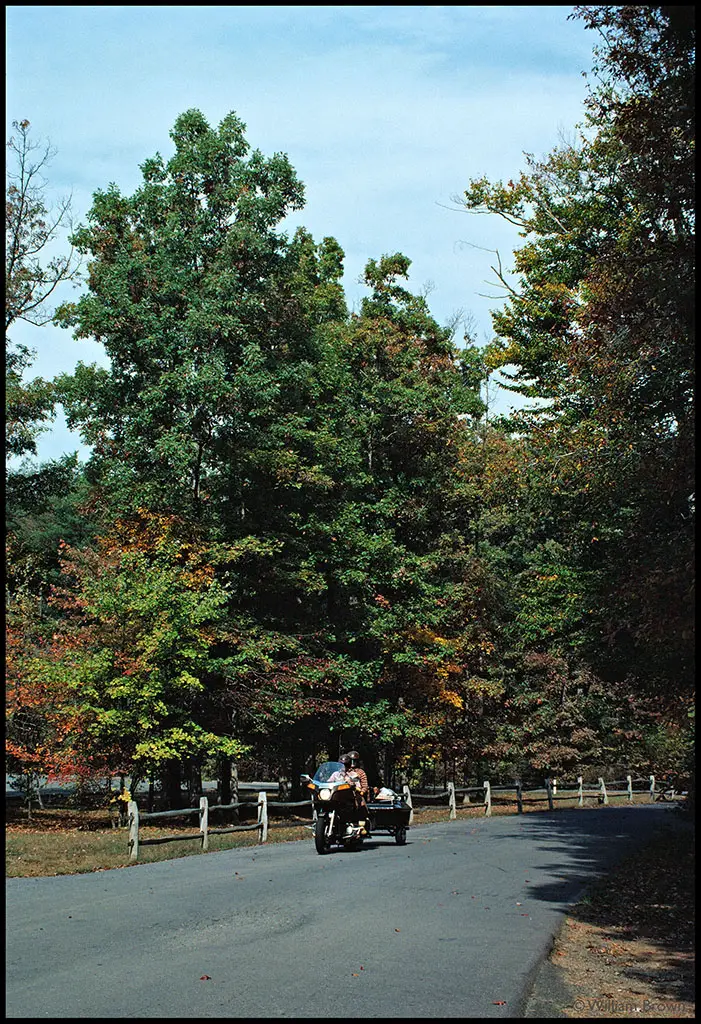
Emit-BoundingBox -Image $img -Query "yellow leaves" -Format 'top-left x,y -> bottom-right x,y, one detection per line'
297,568 -> 328,596
438,688 -> 464,710
181,565 -> 215,589
484,341 -> 518,371
407,626 -> 448,645
465,676 -> 505,698
174,671 -> 203,690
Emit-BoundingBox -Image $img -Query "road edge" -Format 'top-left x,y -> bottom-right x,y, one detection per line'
519,916 -> 576,1018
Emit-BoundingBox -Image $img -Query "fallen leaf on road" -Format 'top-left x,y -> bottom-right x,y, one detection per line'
492,1000 -> 507,1005
200,975 -> 211,981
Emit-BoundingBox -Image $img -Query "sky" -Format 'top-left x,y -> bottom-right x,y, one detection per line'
6,5 -> 597,464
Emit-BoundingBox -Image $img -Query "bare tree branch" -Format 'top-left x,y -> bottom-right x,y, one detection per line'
6,119 -> 81,333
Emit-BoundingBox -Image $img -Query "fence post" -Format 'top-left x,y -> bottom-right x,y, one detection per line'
128,800 -> 139,863
626,774 -> 633,803
515,779 -> 523,814
552,777 -> 557,796
231,764 -> 240,823
546,778 -> 554,811
257,791 -> 268,843
483,780 -> 492,817
447,781 -> 456,820
649,775 -> 655,802
199,795 -> 209,851
577,776 -> 583,807
598,777 -> 608,805
402,784 -> 414,824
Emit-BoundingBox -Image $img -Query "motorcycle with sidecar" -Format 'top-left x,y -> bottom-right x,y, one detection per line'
302,761 -> 411,854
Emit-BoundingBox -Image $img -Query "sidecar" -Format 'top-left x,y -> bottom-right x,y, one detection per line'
366,793 -> 411,845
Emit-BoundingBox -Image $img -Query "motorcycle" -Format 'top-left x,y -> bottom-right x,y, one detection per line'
302,761 -> 366,854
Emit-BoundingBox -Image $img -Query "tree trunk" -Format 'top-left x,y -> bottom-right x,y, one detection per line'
218,756 -> 231,805
163,760 -> 182,809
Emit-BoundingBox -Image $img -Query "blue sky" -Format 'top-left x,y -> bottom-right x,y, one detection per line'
6,5 -> 596,463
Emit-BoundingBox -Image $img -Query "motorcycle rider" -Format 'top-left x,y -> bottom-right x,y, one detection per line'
345,750 -> 370,836
328,753 -> 353,783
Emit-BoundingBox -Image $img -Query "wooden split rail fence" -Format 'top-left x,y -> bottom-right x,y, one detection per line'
126,774 -> 672,862
127,790 -> 313,863
403,774 -> 666,823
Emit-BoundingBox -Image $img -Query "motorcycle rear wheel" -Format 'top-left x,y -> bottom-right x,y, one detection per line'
314,814 -> 331,854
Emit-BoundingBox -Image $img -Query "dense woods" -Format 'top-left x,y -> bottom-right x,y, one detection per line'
6,7 -> 694,803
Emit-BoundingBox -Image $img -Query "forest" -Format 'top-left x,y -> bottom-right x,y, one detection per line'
6,7 -> 694,805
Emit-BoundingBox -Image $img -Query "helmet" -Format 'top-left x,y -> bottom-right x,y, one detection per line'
346,750 -> 361,764
339,754 -> 352,766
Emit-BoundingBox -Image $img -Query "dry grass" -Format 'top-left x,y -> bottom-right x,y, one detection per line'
5,806 -> 315,876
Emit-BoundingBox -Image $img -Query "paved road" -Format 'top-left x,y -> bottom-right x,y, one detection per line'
5,805 -> 679,1018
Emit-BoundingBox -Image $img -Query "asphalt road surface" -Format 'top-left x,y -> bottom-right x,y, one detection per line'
5,805 -> 678,1018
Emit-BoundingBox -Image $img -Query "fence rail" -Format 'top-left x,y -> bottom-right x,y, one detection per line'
127,792 -> 318,862
121,773 -> 681,861
400,774 -> 669,820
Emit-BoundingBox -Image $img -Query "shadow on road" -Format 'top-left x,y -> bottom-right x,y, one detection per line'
492,804 -> 695,1006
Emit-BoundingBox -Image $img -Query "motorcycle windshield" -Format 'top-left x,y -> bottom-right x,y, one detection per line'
313,761 -> 345,783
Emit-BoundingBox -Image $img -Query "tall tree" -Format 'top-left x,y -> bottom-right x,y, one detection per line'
459,6 -> 694,711
40,513 -> 247,792
55,108 -> 307,521
6,119 -> 80,459
307,254 -> 498,779
52,111 -> 356,784
50,104 -> 494,781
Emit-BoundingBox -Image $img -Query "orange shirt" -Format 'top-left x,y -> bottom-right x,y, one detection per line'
349,766 -> 369,798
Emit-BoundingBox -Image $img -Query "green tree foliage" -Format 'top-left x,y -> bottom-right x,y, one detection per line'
54,108 -> 308,520
9,12 -> 694,794
48,110 -> 493,785
6,456 -> 97,605
316,254 -> 499,774
460,6 -> 694,722
41,513 -> 247,784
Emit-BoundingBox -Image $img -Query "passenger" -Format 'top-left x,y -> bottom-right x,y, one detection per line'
344,750 -> 370,836
374,785 -> 397,801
